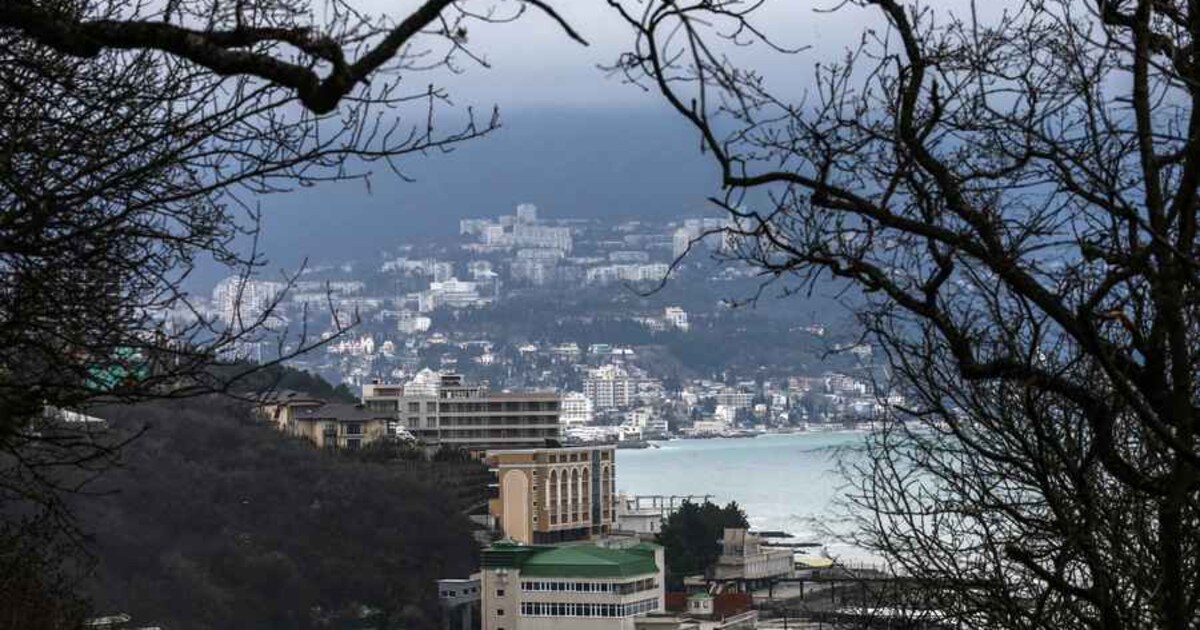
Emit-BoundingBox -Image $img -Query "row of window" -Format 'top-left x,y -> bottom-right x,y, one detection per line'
441,401 -> 559,412
440,429 -> 558,439
441,417 -> 560,427
372,400 -> 561,413
545,450 -> 610,463
519,598 -> 659,618
323,422 -> 365,435
438,585 -> 478,598
520,578 -> 657,595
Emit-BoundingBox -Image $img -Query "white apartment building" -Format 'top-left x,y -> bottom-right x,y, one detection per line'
561,392 -> 595,427
715,389 -> 754,410
825,373 -> 868,396
584,365 -> 634,409
662,307 -> 689,332
516,203 -> 539,224
396,311 -> 432,334
585,264 -> 671,286
211,276 -> 285,326
417,277 -> 487,312
622,408 -> 668,438
482,224 -> 509,246
513,224 -> 573,252
671,218 -> 729,259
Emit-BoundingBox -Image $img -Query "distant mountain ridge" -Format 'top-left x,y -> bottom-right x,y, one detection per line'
191,107 -> 724,289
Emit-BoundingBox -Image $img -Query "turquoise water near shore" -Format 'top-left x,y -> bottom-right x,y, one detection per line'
615,432 -> 868,550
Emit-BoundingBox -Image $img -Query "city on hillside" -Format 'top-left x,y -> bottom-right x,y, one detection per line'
204,204 -> 900,444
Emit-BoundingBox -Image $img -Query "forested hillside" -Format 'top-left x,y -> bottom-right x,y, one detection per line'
76,397 -> 482,629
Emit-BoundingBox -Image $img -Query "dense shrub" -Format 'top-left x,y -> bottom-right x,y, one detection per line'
77,397 -> 480,629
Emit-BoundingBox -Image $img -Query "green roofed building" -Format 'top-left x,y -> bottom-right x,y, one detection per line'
480,539 -> 665,630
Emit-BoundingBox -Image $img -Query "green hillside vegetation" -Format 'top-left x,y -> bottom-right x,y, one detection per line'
76,396 -> 483,629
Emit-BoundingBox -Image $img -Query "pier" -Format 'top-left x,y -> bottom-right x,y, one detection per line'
627,494 -> 715,517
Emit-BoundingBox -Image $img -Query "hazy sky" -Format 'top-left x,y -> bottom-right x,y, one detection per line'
221,1 -> 995,285
355,0 -> 887,109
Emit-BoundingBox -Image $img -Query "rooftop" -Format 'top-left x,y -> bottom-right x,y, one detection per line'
488,444 -> 615,457
294,402 -> 391,422
257,389 -> 326,405
482,540 -> 660,578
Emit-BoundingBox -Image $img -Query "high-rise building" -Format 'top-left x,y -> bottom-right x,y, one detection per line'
361,373 -> 561,452
211,276 -> 285,325
487,445 -> 616,544
479,538 -> 665,630
584,365 -> 633,409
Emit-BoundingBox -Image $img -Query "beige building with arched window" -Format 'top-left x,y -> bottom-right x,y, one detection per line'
487,446 -> 617,544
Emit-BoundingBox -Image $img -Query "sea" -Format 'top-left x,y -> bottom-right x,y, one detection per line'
615,431 -> 872,559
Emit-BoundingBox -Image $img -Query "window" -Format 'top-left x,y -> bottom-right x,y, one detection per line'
496,609 -> 504,616
407,402 -> 420,412
496,589 -> 504,597
346,422 -> 363,435
346,438 -> 361,450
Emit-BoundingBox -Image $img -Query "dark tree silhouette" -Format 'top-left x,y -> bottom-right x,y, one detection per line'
656,500 -> 748,589
0,1 -> 582,624
614,0 -> 1200,628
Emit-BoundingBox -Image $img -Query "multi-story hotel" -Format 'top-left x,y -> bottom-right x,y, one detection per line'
480,539 -> 665,630
362,372 -> 562,453
487,445 -> 617,544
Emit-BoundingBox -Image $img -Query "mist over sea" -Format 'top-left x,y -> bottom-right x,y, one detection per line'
616,432 -> 869,555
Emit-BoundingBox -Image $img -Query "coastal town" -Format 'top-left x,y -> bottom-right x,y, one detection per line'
203,204 -> 899,446
259,370 -> 903,630
225,206 -> 911,626
4,0 -> 1189,627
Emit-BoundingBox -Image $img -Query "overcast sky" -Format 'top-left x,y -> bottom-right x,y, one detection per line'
350,0 -> 897,109
221,1 -> 1003,284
